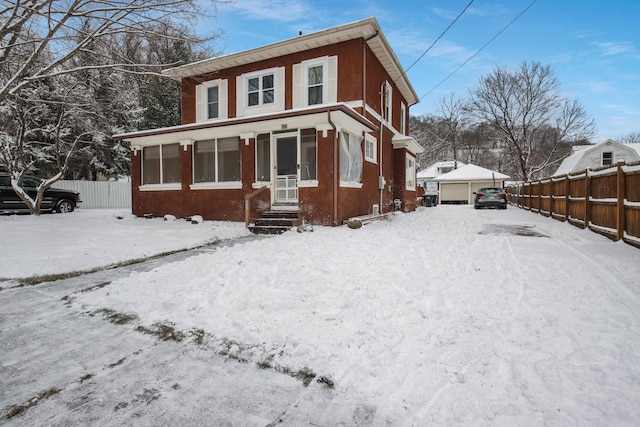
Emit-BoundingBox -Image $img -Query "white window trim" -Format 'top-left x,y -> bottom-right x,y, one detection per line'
400,102 -> 407,134
340,182 -> 363,189
601,151 -> 614,166
189,182 -> 242,190
195,79 -> 228,123
139,183 -> 182,191
298,180 -> 319,188
365,134 -> 377,164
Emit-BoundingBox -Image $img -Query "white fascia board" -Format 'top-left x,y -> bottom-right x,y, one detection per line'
391,134 -> 424,155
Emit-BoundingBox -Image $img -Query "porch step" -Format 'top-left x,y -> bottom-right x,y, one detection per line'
249,210 -> 302,235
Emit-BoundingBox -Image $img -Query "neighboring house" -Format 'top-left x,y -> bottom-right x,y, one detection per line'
114,18 -> 422,227
553,139 -> 640,176
433,164 -> 510,204
417,160 -> 465,194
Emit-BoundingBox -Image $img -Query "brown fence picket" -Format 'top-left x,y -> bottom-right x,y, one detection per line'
505,160 -> 640,249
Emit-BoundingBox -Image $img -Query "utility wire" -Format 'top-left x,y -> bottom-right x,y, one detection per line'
396,0 -> 475,83
419,0 -> 537,101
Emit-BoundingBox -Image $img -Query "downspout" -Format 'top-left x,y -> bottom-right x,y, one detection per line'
328,111 -> 339,225
379,81 -> 386,213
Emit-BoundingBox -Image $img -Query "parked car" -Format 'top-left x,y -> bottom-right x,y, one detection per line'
0,172 -> 81,213
474,187 -> 507,209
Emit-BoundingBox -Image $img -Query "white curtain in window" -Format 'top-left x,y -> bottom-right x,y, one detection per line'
340,131 -> 363,182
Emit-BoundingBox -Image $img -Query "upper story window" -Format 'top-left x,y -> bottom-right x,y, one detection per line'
248,73 -> 274,107
292,56 -> 337,109
307,65 -> 323,105
400,102 -> 407,134
602,151 -> 613,166
237,67 -> 284,117
195,79 -> 228,123
207,86 -> 219,119
383,81 -> 393,124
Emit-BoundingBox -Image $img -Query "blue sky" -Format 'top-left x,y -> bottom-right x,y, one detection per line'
200,0 -> 640,142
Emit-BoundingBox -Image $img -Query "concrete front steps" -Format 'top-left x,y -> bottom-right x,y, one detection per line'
248,210 -> 302,235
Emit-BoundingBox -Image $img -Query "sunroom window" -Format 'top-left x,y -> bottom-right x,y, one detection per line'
193,137 -> 241,183
301,128 -> 317,180
256,133 -> 271,182
142,143 -> 180,185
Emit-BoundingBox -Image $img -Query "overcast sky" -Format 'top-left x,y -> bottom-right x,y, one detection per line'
198,0 -> 640,142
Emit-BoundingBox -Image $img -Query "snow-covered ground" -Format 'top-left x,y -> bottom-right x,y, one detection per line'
1,206 -> 639,425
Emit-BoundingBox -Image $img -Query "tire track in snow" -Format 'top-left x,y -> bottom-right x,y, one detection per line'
551,236 -> 640,318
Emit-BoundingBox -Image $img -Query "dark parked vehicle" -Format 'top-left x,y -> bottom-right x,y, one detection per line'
0,172 -> 81,213
474,187 -> 507,209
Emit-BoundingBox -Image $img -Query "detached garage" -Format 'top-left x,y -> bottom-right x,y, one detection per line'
433,164 -> 510,204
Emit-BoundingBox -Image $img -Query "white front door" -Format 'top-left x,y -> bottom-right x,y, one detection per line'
275,135 -> 298,204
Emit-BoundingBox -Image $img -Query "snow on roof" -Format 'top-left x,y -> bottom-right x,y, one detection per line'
433,164 -> 510,182
553,150 -> 584,176
553,139 -> 640,176
417,160 -> 465,179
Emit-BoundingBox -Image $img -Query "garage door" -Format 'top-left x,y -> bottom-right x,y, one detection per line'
441,183 -> 469,203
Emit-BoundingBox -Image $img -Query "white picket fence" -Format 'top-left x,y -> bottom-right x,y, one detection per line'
56,180 -> 131,209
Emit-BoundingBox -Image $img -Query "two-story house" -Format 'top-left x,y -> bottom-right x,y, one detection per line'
115,17 -> 422,228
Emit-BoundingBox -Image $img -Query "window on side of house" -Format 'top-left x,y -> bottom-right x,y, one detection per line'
193,137 -> 241,184
406,154 -> 416,190
340,131 -> 363,184
365,135 -> 377,164
248,73 -> 274,107
384,81 -> 392,124
256,133 -> 271,182
400,102 -> 406,134
602,151 -> 613,166
300,128 -> 317,180
142,143 -> 181,185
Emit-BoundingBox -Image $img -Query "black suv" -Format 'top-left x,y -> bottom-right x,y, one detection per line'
0,172 -> 81,213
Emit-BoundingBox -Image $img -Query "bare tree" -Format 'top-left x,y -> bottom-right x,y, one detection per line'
410,92 -> 470,170
0,0 -> 223,213
468,61 -> 595,181
620,132 -> 640,144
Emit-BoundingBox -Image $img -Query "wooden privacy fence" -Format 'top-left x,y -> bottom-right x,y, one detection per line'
505,161 -> 640,249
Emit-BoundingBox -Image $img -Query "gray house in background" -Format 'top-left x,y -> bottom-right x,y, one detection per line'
553,139 -> 640,176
